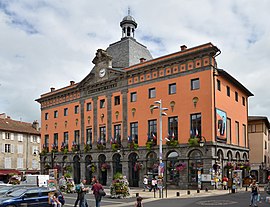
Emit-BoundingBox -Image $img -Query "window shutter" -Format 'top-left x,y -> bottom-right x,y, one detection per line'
10,133 -> 14,140
30,136 -> 33,143
11,145 -> 14,153
2,144 -> 5,153
21,135 -> 24,142
37,137 -> 40,143
3,132 -> 5,139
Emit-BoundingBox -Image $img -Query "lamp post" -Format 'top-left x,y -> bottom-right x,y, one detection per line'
199,136 -> 208,153
150,100 -> 168,198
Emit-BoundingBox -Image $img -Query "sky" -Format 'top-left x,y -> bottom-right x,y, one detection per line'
0,0 -> 270,124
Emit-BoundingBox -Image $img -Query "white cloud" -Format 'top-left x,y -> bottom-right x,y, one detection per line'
1,0 -> 270,123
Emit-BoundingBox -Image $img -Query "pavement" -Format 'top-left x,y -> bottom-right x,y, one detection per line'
103,186 -> 239,200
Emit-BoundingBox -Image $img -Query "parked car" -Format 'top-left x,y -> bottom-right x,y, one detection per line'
0,187 -> 65,207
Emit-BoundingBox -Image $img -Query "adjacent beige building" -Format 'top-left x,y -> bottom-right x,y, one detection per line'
248,116 -> 270,183
0,113 -> 41,182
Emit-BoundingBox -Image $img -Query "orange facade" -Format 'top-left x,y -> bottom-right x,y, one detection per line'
37,43 -> 252,152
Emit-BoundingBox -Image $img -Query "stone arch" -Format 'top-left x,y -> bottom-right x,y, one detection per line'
227,150 -> 233,161
98,154 -> 107,185
85,155 -> 93,184
112,153 -> 122,175
188,149 -> 203,184
128,152 -> 139,187
166,151 -> 181,185
146,151 -> 158,178
243,153 -> 248,161
73,155 -> 81,184
235,152 -> 241,162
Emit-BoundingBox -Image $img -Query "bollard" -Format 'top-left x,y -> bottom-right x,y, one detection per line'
176,192 -> 180,197
187,190 -> 190,195
205,188 -> 208,192
197,189 -> 200,193
136,193 -> 139,197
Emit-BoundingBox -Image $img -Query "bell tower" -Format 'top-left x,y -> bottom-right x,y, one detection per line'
120,8 -> 137,39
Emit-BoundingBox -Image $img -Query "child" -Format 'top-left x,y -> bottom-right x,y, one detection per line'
135,196 -> 143,207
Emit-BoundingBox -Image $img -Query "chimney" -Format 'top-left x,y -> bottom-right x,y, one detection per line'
70,81 -> 75,85
50,87 -> 55,92
0,113 -> 6,119
32,120 -> 39,131
140,58 -> 146,63
180,45 -> 187,51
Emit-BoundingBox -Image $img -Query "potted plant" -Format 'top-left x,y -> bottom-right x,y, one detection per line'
84,143 -> 91,153
188,137 -> 199,146
134,162 -> 143,172
101,163 -> 111,172
128,140 -> 138,150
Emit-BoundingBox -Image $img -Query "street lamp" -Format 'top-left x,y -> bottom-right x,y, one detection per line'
150,100 -> 168,198
199,136 -> 208,153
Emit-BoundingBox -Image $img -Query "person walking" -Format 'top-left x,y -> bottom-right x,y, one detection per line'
74,179 -> 89,207
222,175 -> 228,190
250,180 -> 259,207
91,179 -> 104,207
143,176 -> 148,191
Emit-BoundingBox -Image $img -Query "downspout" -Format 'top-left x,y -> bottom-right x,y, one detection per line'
212,49 -> 221,162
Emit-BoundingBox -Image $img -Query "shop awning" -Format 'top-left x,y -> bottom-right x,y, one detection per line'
0,169 -> 22,175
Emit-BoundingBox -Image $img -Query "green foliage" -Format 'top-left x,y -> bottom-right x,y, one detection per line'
64,173 -> 71,178
84,144 -> 91,153
113,172 -> 123,180
146,141 -> 154,150
188,138 -> 199,146
128,142 -> 138,150
111,143 -> 120,151
166,139 -> 178,147
97,143 -> 106,150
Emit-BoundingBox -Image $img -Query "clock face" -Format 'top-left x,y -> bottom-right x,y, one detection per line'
99,68 -> 106,78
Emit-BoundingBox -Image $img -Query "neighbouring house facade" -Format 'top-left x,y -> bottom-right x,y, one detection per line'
248,116 -> 270,183
36,14 -> 253,189
0,113 -> 41,183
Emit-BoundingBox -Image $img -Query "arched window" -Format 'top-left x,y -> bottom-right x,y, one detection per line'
188,150 -> 203,183
127,27 -> 131,36
166,151 -> 180,184
112,153 -> 122,174
146,152 -> 158,178
227,151 -> 233,161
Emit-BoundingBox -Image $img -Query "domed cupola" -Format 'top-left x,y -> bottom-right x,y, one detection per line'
120,9 -> 137,39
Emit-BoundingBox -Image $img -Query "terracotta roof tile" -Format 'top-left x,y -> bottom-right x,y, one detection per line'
0,118 -> 40,135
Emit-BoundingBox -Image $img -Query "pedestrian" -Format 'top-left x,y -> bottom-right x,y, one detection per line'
74,179 -> 89,207
91,179 -> 104,207
151,178 -> 157,192
250,179 -> 259,206
134,196 -> 143,207
51,192 -> 62,207
222,175 -> 228,190
59,176 -> 67,192
143,176 -> 148,191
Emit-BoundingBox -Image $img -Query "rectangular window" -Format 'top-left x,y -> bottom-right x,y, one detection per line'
86,102 -> 92,111
53,133 -> 58,147
114,96 -> 120,105
100,99 -> 105,108
217,79 -> 221,91
75,105 -> 79,114
169,83 -> 176,95
227,118 -> 231,144
242,97 -> 245,106
243,124 -> 246,147
235,121 -> 239,145
114,124 -> 121,143
64,132 -> 69,146
17,157 -> 23,169
64,108 -> 68,116
74,130 -> 80,144
33,136 -> 37,143
227,86 -> 230,97
148,88 -> 156,99
86,128 -> 92,145
168,116 -> 178,140
44,135 -> 49,147
54,110 -> 58,118
5,133 -> 10,139
18,134 -> 23,142
148,119 -> 157,139
4,157 -> 11,169
99,126 -> 106,144
130,92 -> 137,102
265,141 -> 267,150
235,92 -> 238,102
191,78 -> 200,90
17,145 -> 23,154
45,113 -> 49,120
5,144 -> 11,153
190,113 -> 201,137
130,122 -> 138,144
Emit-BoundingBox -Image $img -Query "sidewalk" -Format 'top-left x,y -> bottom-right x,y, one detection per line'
103,186 -> 237,200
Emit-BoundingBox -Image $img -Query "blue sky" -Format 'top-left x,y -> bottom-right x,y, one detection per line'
0,0 -> 270,123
